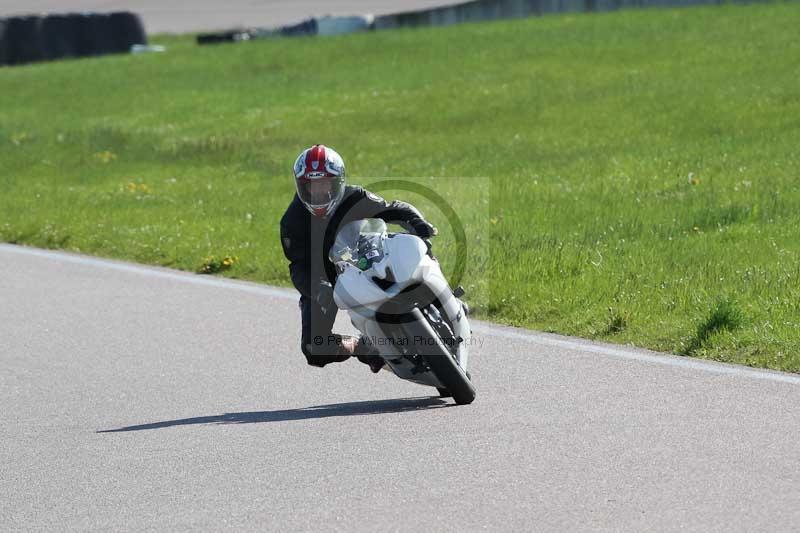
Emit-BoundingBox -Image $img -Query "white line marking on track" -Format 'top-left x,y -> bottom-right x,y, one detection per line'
471,323 -> 800,385
3,243 -> 799,385
1,243 -> 295,299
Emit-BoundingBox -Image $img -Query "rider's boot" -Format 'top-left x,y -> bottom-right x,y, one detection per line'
354,336 -> 385,373
334,335 -> 358,360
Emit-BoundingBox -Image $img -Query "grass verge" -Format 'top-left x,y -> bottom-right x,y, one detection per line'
1,3 -> 799,371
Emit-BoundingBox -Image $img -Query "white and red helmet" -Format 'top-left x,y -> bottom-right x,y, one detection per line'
293,144 -> 346,217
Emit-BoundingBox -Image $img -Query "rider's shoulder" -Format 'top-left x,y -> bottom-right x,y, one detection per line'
347,185 -> 386,205
344,184 -> 364,197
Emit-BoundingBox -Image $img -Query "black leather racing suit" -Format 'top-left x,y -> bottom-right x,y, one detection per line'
280,185 -> 434,367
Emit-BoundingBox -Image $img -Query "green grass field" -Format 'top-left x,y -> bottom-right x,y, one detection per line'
1,3 -> 799,371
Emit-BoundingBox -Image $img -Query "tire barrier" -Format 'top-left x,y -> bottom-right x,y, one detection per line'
0,11 -> 147,67
197,18 -> 320,45
279,18 -> 318,37
5,16 -> 45,66
73,13 -> 114,57
197,29 -> 256,45
41,14 -> 78,60
109,11 -> 147,54
197,15 -> 376,45
374,0 -> 753,29
0,18 -> 7,66
194,0 -> 756,46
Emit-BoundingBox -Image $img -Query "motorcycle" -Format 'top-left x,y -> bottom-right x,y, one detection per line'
330,218 -> 476,405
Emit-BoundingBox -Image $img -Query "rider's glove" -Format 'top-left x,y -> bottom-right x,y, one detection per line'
410,219 -> 438,239
314,280 -> 335,314
422,238 -> 434,256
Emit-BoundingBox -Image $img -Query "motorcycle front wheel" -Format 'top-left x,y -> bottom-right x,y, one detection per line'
404,308 -> 476,405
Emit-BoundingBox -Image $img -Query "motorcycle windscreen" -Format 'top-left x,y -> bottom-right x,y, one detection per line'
329,218 -> 387,264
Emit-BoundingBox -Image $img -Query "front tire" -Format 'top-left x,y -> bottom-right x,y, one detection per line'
425,348 -> 475,405
403,308 -> 475,405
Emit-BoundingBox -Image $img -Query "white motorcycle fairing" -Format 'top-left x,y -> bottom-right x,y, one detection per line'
333,230 -> 471,389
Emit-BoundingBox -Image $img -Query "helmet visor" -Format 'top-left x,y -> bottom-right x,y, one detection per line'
297,176 -> 344,209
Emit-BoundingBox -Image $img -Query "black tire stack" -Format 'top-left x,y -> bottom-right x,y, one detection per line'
0,19 -> 5,65
4,15 -> 45,66
0,11 -> 146,67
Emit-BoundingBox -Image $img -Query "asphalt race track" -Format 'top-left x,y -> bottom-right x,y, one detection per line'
0,1 -> 466,33
1,243 -> 799,531
2,3 -> 800,529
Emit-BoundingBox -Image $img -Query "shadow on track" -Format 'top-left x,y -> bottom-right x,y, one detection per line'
98,396 -> 450,433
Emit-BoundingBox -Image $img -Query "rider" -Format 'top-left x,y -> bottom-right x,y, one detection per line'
280,144 -> 438,372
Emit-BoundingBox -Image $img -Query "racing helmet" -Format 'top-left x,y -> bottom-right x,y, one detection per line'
293,144 -> 346,217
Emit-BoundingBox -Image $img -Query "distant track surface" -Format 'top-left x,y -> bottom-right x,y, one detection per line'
0,1 -> 465,33
1,243 -> 799,531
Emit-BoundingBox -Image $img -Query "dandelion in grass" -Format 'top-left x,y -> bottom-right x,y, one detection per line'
125,182 -> 151,194
94,151 -> 117,164
10,132 -> 30,146
199,255 -> 238,274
